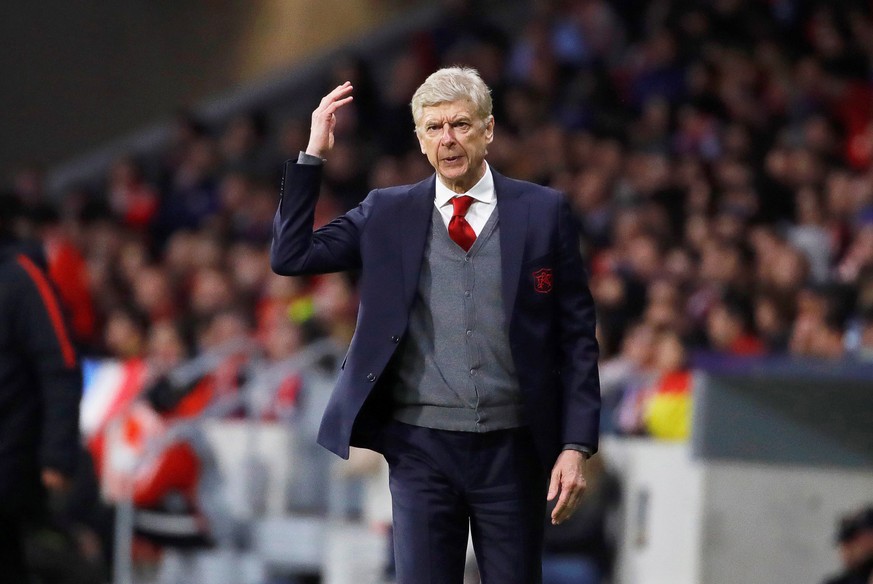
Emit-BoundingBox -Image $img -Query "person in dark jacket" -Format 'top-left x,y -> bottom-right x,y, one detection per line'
824,506 -> 873,584
0,194 -> 83,582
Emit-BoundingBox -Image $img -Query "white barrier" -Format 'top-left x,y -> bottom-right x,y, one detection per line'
201,419 -> 296,519
601,437 -> 873,584
601,437 -> 703,584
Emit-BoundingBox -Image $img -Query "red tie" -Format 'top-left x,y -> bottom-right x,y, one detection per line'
449,196 -> 477,252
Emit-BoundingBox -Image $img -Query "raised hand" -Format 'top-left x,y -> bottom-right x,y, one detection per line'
305,81 -> 354,159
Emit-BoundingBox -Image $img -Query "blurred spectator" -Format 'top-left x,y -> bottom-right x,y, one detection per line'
214,171 -> 254,237
131,265 -> 178,323
642,329 -> 693,440
850,308 -> 873,361
789,284 -> 852,360
254,311 -> 305,421
326,54 -> 381,141
823,506 -> 873,584
0,196 -> 85,582
276,117 -> 310,164
375,53 -> 427,156
599,323 -> 656,398
31,204 -> 98,346
104,305 -> 150,361
186,267 -> 237,335
705,295 -> 766,356
153,137 -> 220,247
107,156 -> 160,231
146,320 -> 191,378
219,111 -> 274,180
309,273 -> 359,346
162,109 -> 209,181
227,240 -> 271,307
753,292 -> 793,353
11,165 -> 47,209
323,139 -> 370,210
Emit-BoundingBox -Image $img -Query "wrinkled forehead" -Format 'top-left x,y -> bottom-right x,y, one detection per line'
417,99 -> 484,124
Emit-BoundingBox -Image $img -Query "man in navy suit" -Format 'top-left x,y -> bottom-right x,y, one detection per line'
271,68 -> 600,583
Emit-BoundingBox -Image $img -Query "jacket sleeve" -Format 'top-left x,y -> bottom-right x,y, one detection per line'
270,160 -> 374,276
554,197 -> 601,453
12,255 -> 82,476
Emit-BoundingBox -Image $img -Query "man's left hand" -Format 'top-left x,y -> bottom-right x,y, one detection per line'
547,449 -> 588,525
41,468 -> 71,493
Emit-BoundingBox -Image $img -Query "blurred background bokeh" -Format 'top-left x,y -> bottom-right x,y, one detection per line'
2,1 -> 872,583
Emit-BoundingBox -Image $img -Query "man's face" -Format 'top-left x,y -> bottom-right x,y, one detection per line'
416,99 -> 494,193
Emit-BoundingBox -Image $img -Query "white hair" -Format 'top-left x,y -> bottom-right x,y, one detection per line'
410,67 -> 493,129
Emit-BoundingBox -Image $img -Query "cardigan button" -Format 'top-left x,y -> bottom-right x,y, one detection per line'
366,373 -> 376,382
390,335 -> 400,343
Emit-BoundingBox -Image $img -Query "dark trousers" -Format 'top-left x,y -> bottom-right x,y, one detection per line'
0,511 -> 29,584
380,421 -> 547,584
0,507 -> 104,584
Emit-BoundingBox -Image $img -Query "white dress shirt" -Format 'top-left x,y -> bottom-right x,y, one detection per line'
433,163 -> 496,236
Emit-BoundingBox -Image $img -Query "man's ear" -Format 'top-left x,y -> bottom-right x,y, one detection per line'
485,116 -> 495,143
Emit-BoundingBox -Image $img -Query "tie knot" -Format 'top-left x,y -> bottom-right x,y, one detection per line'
451,195 -> 475,218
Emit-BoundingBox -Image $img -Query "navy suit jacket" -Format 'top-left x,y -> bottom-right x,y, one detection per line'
271,161 -> 600,469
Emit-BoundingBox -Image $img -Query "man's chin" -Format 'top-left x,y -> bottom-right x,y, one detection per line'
439,160 -> 469,175
439,171 -> 469,186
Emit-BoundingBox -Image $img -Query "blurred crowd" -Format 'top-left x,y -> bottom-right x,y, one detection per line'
2,0 -> 872,580
4,0 -> 873,489
6,0 -> 873,441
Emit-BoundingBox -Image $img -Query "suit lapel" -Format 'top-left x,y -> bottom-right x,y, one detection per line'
399,175 -> 436,309
495,172 -> 529,322
395,171 -> 528,319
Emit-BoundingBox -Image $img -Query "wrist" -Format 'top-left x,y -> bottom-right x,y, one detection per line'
304,141 -> 327,159
562,443 -> 592,459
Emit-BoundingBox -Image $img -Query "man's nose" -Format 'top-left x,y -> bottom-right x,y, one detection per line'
439,124 -> 456,144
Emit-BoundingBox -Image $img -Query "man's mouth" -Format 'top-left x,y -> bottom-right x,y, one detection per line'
443,156 -> 462,163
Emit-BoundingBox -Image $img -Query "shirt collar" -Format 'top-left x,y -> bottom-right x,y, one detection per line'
434,163 -> 495,208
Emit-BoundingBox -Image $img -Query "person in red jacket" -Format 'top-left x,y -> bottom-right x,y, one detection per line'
0,195 -> 83,582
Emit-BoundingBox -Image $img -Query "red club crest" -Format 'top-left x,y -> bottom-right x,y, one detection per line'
532,268 -> 553,294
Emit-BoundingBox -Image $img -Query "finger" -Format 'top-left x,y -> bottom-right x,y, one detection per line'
323,95 -> 354,114
320,82 -> 354,107
551,488 -> 572,524
313,95 -> 354,126
561,490 -> 581,519
547,467 -> 561,501
563,476 -> 586,505
553,476 -> 587,523
321,82 -> 351,101
555,503 -> 574,525
556,494 -> 582,524
561,480 -> 588,521
553,483 -> 572,517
